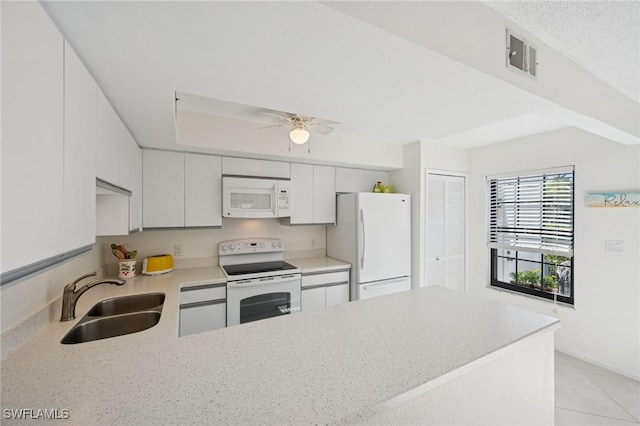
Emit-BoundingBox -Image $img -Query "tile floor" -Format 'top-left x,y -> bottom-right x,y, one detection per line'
556,352 -> 640,425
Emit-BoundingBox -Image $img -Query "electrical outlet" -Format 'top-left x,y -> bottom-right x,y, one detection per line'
311,238 -> 316,248
605,240 -> 624,253
174,243 -> 184,257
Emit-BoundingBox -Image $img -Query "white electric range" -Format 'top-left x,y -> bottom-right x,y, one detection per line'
219,238 -> 301,326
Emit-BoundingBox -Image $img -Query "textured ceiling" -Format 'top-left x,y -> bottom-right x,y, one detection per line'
484,0 -> 640,103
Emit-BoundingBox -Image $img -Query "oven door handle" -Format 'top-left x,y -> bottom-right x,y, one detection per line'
227,276 -> 301,288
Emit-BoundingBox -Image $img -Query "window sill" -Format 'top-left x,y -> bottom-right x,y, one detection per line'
486,284 -> 576,309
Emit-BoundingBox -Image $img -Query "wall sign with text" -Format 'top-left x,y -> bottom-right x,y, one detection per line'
585,192 -> 640,208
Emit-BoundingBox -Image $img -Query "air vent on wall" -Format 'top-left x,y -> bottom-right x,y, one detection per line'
506,29 -> 538,79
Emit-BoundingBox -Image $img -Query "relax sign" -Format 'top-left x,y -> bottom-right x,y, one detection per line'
585,192 -> 640,208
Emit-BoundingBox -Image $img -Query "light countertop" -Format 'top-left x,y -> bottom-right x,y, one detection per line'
1,264 -> 558,425
289,256 -> 351,274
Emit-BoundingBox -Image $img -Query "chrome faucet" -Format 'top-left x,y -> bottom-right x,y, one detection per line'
60,272 -> 126,321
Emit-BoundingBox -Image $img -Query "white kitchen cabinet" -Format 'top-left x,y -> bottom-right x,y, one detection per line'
143,150 -> 185,228
185,154 -> 222,227
1,1 -> 65,273
96,88 -> 121,185
222,157 -> 290,179
300,269 -> 350,312
335,168 -> 389,193
179,283 -> 226,336
289,163 -> 336,225
301,286 -> 326,312
118,132 -> 142,232
313,165 -> 336,224
325,282 -> 350,307
143,150 -> 222,228
62,41 -> 96,251
289,163 -> 314,224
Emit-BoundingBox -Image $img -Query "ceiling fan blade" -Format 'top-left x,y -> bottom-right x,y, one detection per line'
310,122 -> 334,135
259,123 -> 286,129
257,109 -> 295,122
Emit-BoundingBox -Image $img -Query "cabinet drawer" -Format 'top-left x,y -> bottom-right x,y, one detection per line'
302,270 -> 349,288
179,301 -> 226,336
180,283 -> 226,304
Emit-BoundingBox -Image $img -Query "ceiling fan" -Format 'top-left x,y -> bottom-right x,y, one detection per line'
258,109 -> 337,151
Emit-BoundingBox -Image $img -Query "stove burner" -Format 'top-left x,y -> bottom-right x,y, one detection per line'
222,261 -> 297,277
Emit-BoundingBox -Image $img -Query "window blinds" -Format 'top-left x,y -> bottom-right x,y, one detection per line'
488,167 -> 574,256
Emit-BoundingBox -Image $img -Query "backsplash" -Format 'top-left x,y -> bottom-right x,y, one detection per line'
99,218 -> 327,274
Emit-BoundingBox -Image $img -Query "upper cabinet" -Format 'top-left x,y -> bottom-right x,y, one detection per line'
289,163 -> 336,225
1,1 -> 65,273
95,87 -> 142,236
335,168 -> 389,193
143,150 -> 222,228
96,89 -> 120,185
63,42 -> 96,251
185,154 -> 222,227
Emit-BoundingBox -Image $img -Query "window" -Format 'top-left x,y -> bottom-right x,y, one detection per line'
488,167 -> 574,304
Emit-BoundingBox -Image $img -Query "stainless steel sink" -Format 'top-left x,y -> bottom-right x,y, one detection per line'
86,293 -> 165,316
61,292 -> 165,344
61,312 -> 161,344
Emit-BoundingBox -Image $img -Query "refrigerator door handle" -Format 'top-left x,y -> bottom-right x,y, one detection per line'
360,208 -> 365,270
362,279 -> 407,290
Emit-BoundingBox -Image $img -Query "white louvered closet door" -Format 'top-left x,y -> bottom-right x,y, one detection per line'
426,174 -> 465,292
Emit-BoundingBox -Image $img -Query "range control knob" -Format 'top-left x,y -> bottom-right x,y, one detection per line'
271,242 -> 277,248
278,241 -> 283,248
221,244 -> 227,252
229,244 -> 235,251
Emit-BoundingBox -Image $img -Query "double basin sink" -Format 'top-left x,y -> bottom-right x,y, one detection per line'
61,293 -> 165,344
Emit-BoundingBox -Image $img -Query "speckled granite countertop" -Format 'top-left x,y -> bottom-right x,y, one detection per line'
1,266 -> 558,425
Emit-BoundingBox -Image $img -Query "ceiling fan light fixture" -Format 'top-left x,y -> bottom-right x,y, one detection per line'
289,123 -> 310,144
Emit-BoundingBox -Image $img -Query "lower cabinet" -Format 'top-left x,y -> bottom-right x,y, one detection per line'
301,269 -> 350,312
179,283 -> 226,336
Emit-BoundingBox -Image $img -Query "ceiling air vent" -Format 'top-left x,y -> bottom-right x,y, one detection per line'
506,29 -> 537,79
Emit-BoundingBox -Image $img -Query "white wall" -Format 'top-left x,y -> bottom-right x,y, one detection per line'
390,142 -> 422,288
1,249 -> 101,333
467,127 -> 640,380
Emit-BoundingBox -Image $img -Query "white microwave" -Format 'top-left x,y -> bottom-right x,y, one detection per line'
222,177 -> 290,218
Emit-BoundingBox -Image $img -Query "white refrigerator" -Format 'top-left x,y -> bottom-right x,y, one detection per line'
327,192 -> 411,301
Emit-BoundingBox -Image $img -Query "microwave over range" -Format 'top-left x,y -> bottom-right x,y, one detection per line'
222,176 -> 290,218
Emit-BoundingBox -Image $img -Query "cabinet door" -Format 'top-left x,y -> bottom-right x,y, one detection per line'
95,88 -> 120,185
179,301 -> 226,336
426,173 -> 465,292
128,139 -> 143,232
1,1 -> 64,273
185,154 -> 222,227
313,166 -> 336,224
143,150 -> 185,228
290,163 -> 314,224
118,132 -> 142,232
326,283 -> 349,306
301,287 -> 326,312
62,41 -> 96,251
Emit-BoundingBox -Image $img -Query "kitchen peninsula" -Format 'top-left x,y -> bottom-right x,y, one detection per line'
1,267 -> 559,425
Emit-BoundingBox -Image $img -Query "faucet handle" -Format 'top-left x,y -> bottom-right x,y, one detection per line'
70,271 -> 97,287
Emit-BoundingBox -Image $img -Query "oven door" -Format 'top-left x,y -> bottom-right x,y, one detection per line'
227,274 -> 301,326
